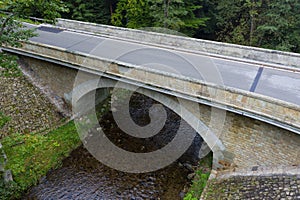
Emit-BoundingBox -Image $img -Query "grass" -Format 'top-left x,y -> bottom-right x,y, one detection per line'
0,112 -> 10,130
0,121 -> 81,199
0,53 -> 22,78
184,152 -> 213,200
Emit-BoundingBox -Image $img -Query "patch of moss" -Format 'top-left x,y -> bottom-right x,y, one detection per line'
0,53 -> 22,78
0,121 -> 81,199
0,112 -> 10,130
184,152 -> 213,200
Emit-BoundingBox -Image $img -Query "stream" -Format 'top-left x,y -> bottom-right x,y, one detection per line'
25,92 -> 203,199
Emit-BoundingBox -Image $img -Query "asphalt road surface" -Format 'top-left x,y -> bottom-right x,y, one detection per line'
27,24 -> 300,106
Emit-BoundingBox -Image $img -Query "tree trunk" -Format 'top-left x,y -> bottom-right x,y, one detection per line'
250,15 -> 255,45
110,3 -> 113,16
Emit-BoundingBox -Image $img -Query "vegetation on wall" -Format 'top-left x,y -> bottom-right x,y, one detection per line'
183,152 -> 212,200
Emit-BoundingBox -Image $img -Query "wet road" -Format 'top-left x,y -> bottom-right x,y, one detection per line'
26,24 -> 300,106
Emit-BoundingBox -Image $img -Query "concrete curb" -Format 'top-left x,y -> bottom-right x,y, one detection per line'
216,165 -> 300,180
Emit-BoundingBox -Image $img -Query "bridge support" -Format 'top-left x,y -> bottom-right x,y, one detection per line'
69,78 -> 234,171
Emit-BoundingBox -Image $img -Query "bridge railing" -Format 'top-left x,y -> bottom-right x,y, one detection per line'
55,18 -> 300,70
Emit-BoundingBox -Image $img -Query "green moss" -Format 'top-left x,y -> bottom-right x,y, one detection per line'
0,112 -> 10,130
0,53 -> 22,78
184,152 -> 213,200
0,121 -> 81,199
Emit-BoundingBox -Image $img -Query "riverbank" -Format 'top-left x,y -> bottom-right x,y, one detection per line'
184,153 -> 212,200
0,121 -> 81,199
0,54 -> 81,199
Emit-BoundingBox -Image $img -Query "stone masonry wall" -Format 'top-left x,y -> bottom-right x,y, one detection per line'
0,62 -> 63,136
185,102 -> 300,169
20,56 -> 77,99
222,112 -> 300,168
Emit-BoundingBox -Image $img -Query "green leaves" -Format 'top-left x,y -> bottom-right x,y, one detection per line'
8,0 -> 68,23
0,3 -> 37,74
0,112 -> 10,130
111,0 -> 208,36
0,15 -> 36,78
0,15 -> 36,47
255,0 -> 300,52
213,0 -> 300,52
183,153 -> 213,199
0,53 -> 22,77
62,0 -> 113,25
112,0 -> 151,28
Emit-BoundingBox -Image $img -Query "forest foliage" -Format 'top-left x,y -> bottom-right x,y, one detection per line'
1,0 -> 300,53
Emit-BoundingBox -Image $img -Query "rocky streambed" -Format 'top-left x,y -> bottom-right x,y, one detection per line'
25,93 -> 204,199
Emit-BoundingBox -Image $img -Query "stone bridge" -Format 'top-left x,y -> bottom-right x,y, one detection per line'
2,19 -> 300,171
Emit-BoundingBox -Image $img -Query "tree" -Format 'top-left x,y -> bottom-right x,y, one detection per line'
212,0 -> 300,53
7,0 -> 68,23
62,0 -> 116,25
255,0 -> 300,52
111,0 -> 207,36
0,17 -> 35,48
111,0 -> 151,28
214,0 -> 262,46
0,1 -> 36,76
147,0 -> 207,34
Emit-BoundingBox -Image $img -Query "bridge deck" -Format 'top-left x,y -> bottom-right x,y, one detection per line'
26,24 -> 300,106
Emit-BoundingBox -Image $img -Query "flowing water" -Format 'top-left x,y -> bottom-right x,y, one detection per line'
25,93 -> 203,199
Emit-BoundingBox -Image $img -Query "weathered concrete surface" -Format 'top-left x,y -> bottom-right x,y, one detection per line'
56,18 -> 300,69
20,56 -> 78,103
